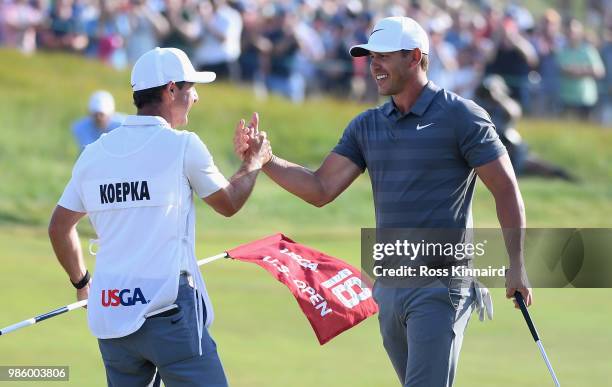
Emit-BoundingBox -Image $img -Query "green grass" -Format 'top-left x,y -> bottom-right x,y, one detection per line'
1,228 -> 611,386
0,49 -> 611,386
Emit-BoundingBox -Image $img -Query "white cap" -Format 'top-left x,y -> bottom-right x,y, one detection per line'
349,17 -> 429,57
130,47 -> 216,91
89,90 -> 115,115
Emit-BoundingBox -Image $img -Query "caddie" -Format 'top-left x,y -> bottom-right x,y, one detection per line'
49,47 -> 272,386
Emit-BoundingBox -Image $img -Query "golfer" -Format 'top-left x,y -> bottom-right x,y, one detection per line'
235,17 -> 532,386
49,47 -> 271,386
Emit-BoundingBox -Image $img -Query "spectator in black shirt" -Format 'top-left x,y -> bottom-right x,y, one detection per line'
260,5 -> 303,102
485,18 -> 538,113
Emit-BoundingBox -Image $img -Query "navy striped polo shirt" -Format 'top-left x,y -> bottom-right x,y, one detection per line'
333,81 -> 507,228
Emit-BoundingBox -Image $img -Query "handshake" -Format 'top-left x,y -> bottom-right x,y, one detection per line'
232,112 -> 273,170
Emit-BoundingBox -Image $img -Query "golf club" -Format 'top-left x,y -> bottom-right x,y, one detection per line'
514,291 -> 561,387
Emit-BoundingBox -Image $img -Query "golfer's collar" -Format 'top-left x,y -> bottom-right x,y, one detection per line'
381,81 -> 439,118
381,100 -> 396,117
411,81 -> 439,117
123,115 -> 171,128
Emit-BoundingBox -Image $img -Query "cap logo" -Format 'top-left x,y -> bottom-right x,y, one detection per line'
370,28 -> 384,37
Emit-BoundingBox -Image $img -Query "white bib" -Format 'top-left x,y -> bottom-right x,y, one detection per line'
75,123 -> 213,339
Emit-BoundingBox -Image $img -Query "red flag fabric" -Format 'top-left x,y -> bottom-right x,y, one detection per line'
227,233 -> 378,345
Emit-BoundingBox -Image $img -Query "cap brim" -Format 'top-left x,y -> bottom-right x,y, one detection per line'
89,107 -> 113,114
349,44 -> 402,57
186,71 -> 216,84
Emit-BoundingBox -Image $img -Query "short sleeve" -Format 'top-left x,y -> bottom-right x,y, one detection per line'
332,117 -> 366,171
456,100 -> 507,168
58,177 -> 86,212
184,133 -> 229,198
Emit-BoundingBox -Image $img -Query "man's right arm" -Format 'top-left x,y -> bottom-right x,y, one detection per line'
234,112 -> 363,207
203,155 -> 265,217
262,153 -> 362,207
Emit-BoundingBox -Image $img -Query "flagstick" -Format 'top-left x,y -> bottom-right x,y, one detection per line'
197,252 -> 229,266
1,252 -> 229,337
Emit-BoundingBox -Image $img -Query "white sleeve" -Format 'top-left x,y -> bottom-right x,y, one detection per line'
58,177 -> 86,212
185,132 -> 229,198
214,12 -> 232,37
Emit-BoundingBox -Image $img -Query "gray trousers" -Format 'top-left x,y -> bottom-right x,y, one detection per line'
97,276 -> 228,387
373,279 -> 475,387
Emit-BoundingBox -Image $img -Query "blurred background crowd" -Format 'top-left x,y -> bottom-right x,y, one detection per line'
1,0 -> 611,125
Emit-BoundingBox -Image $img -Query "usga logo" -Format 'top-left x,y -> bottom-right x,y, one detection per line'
101,288 -> 149,307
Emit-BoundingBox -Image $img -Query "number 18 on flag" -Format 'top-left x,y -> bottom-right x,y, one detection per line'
227,234 -> 379,345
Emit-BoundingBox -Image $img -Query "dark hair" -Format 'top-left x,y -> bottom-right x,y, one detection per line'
401,50 -> 429,71
133,81 -> 190,109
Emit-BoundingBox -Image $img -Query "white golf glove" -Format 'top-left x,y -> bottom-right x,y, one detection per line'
474,281 -> 493,321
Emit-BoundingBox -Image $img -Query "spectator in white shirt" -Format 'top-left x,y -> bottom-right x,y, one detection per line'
194,0 -> 242,80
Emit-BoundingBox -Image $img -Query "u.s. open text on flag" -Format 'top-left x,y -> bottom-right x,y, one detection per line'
227,234 -> 378,345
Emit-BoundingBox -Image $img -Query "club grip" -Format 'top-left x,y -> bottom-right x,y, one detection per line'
514,291 -> 539,342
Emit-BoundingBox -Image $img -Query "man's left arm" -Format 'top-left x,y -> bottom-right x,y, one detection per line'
476,155 -> 532,308
457,99 -> 532,308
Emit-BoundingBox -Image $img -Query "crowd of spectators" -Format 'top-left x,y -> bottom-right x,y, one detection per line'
1,0 -> 611,124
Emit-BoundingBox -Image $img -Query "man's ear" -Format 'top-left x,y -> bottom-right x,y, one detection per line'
165,81 -> 176,100
411,49 -> 423,68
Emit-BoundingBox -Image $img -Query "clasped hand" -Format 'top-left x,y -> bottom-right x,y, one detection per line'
233,112 -> 272,168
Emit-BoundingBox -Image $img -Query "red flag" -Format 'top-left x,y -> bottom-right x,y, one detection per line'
227,233 -> 378,345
